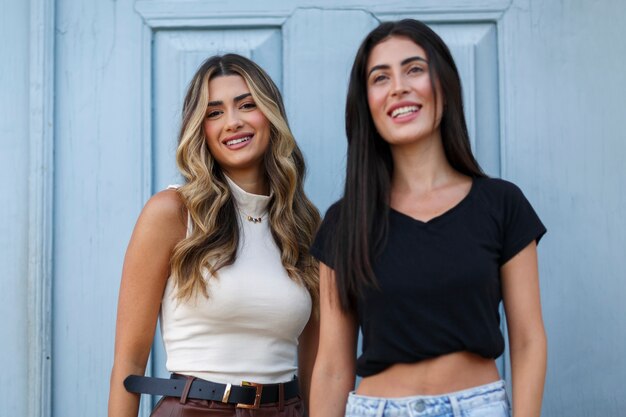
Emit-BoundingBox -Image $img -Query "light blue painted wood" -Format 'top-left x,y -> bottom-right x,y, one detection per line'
0,1 -> 31,416
135,0 -> 512,24
0,1 -> 617,416
283,8 -> 380,213
429,23 -> 500,176
497,2 -> 626,416
52,1 -> 147,416
27,1 -> 55,416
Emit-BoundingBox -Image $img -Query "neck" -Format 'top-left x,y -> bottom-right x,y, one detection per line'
222,168 -> 269,196
389,130 -> 456,193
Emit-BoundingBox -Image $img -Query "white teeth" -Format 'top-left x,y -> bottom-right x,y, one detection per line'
225,136 -> 251,146
391,106 -> 419,118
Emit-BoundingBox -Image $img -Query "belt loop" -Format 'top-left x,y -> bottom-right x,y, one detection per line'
179,376 -> 196,404
375,398 -> 387,417
449,395 -> 462,417
278,382 -> 285,411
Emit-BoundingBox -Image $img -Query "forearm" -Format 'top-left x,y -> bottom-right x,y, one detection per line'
509,334 -> 547,417
311,264 -> 357,417
108,360 -> 145,417
310,363 -> 354,417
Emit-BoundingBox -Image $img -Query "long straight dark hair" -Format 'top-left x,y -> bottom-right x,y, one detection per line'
333,19 -> 485,311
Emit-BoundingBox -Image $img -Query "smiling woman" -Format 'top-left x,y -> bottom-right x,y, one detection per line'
310,19 -> 547,417
108,54 -> 320,417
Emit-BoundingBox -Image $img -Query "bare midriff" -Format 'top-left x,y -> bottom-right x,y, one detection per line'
355,351 -> 500,397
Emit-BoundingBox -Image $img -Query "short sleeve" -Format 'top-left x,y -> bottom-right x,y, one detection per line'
500,183 -> 547,265
310,202 -> 341,269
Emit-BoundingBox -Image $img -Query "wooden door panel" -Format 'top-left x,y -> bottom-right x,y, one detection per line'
283,8 -> 380,210
430,23 -> 501,176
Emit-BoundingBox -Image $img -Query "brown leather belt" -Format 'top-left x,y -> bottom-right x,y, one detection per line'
124,374 -> 299,409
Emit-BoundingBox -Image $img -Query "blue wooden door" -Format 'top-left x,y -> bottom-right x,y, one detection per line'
125,3 -> 503,415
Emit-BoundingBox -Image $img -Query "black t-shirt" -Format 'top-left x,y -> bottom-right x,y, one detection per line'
311,177 -> 546,377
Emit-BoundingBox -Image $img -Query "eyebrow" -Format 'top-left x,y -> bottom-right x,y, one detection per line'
207,93 -> 252,107
367,56 -> 428,78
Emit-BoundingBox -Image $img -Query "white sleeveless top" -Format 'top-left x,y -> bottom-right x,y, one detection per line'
160,176 -> 312,385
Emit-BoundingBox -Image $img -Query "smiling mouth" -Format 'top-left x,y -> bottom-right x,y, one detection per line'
225,135 -> 252,146
390,105 -> 421,118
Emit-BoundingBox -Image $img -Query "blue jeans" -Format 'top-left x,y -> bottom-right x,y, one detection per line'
344,380 -> 511,417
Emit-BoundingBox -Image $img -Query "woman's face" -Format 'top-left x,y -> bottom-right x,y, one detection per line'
204,74 -> 271,178
366,36 -> 443,147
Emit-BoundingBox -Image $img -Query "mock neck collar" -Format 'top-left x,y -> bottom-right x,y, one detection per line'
224,174 -> 272,218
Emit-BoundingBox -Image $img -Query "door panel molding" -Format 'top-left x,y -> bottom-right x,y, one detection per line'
429,23 -> 500,176
135,0 -> 512,25
135,1 -> 290,28
28,0 -> 54,417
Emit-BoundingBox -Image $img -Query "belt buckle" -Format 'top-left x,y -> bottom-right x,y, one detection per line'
236,381 -> 263,409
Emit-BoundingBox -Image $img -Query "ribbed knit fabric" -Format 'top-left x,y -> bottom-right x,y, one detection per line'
160,176 -> 312,384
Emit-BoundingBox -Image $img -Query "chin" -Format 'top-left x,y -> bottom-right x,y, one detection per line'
384,129 -> 434,146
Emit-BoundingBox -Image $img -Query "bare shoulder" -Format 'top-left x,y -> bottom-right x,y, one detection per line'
145,189 -> 186,219
135,189 -> 187,244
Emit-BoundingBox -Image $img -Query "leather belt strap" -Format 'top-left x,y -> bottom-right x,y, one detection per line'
124,374 -> 299,408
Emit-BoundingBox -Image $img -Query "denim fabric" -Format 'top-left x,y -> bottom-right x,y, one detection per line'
344,380 -> 510,417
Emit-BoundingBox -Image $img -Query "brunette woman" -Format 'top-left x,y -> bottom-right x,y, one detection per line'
310,19 -> 546,417
108,54 -> 320,417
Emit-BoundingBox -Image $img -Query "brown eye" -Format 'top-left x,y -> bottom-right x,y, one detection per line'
371,74 -> 388,84
240,102 -> 257,110
206,110 -> 221,119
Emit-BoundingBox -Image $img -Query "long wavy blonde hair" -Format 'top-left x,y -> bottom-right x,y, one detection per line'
170,54 -> 320,309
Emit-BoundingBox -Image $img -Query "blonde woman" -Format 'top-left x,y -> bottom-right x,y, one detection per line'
108,54 -> 320,417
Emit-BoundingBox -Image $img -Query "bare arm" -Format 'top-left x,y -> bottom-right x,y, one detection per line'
298,311 -> 319,413
310,263 -> 358,417
501,241 -> 547,417
108,190 -> 186,417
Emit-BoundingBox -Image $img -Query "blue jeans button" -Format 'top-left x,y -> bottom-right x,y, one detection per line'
413,400 -> 426,412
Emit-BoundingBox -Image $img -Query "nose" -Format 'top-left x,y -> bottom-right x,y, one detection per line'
390,74 -> 409,97
225,111 -> 243,131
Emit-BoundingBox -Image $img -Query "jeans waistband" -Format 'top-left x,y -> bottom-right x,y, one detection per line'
345,380 -> 508,417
